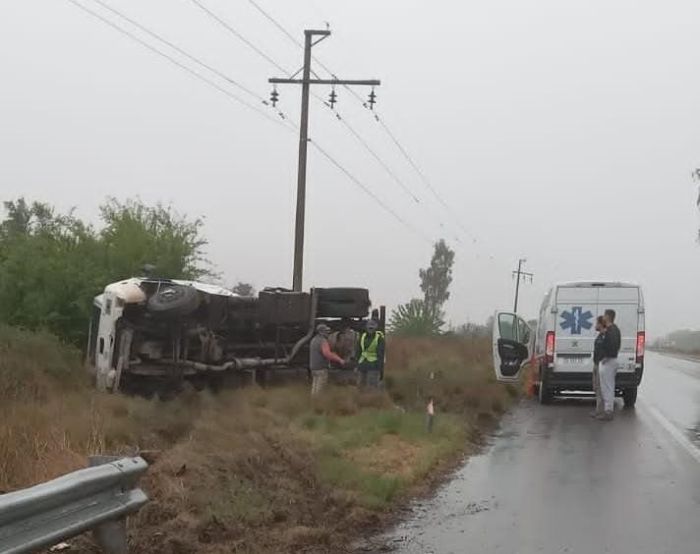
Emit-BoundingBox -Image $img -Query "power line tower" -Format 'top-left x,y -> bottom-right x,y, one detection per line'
512,258 -> 534,313
269,29 -> 380,291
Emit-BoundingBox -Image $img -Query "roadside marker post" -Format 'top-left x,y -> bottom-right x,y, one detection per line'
426,398 -> 434,433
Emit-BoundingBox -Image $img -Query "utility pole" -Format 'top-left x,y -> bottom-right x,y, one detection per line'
512,258 -> 534,313
269,30 -> 380,291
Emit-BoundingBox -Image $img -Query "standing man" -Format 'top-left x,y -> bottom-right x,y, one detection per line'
357,320 -> 385,388
309,323 -> 345,396
590,316 -> 606,418
598,309 -> 621,421
330,318 -> 358,365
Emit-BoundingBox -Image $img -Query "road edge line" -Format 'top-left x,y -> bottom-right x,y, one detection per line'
640,401 -> 700,465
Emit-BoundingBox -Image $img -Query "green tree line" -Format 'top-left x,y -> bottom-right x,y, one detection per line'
0,198 -> 208,345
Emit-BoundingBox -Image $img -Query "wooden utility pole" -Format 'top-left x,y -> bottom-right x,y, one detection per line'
512,258 -> 534,313
269,29 -> 380,291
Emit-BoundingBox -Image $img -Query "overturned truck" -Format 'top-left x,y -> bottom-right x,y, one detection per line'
87,278 -> 385,393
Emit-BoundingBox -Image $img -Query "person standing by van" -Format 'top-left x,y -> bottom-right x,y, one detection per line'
591,316 -> 606,418
598,309 -> 621,421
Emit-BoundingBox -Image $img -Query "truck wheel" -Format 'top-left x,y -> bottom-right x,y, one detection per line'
623,387 -> 638,408
316,288 -> 371,318
538,370 -> 554,405
148,284 -> 200,317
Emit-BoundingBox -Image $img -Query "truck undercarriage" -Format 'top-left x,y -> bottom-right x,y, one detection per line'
88,278 -> 384,393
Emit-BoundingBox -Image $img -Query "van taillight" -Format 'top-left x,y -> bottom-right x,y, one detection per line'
545,332 -> 555,364
636,331 -> 645,364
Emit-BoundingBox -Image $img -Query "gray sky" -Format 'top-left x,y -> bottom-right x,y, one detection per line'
2,0 -> 700,337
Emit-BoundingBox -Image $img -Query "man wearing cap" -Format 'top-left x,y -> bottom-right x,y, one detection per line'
357,320 -> 385,388
309,323 -> 345,396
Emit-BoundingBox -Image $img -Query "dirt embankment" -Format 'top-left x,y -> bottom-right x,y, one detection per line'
0,328 -> 518,553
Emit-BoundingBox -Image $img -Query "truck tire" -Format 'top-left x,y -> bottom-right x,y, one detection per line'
316,288 -> 371,318
623,387 -> 638,408
148,284 -> 200,317
538,368 -> 554,405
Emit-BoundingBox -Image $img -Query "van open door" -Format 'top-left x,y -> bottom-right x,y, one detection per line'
492,311 -> 531,382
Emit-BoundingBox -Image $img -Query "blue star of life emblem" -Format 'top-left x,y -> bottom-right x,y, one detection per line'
560,306 -> 593,335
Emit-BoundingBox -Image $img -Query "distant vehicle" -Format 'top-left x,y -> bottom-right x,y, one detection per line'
492,281 -> 645,407
86,278 -> 384,393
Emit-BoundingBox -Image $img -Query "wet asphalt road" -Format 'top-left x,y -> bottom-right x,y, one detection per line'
377,352 -> 700,554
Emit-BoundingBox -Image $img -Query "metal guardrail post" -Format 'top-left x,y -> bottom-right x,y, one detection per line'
0,456 -> 148,554
88,456 -> 131,554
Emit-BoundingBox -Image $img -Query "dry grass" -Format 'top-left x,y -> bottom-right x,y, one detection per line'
0,327 -> 518,552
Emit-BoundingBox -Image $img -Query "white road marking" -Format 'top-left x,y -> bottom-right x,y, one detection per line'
640,401 -> 700,465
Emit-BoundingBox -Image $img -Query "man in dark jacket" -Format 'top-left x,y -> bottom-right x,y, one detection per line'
591,316 -> 606,418
597,309 -> 621,420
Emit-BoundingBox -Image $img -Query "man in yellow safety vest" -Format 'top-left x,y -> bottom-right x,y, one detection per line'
357,319 -> 385,388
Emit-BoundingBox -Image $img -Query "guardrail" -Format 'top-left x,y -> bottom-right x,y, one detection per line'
0,456 -> 148,554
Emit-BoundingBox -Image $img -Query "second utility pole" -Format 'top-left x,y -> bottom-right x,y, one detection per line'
512,258 -> 534,313
270,30 -> 380,291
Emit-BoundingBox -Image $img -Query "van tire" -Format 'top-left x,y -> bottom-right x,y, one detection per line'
538,369 -> 554,405
623,387 -> 637,408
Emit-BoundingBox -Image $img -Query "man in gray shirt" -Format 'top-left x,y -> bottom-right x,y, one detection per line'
310,323 -> 345,396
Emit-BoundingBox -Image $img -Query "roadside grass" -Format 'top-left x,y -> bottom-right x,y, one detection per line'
0,326 -> 519,552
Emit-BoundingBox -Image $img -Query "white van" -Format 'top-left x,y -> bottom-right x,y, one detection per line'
493,281 -> 645,407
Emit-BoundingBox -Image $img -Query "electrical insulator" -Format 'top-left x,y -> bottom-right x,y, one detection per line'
367,88 -> 377,110
270,87 -> 279,107
329,88 -> 337,109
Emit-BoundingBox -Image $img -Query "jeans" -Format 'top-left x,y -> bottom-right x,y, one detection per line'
599,358 -> 618,413
592,363 -> 603,413
311,369 -> 328,396
361,369 -> 381,388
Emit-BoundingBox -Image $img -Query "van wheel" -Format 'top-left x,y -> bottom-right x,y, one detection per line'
623,387 -> 638,408
538,370 -> 554,405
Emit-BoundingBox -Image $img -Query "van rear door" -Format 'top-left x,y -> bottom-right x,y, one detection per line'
597,286 -> 640,373
554,286 -> 599,373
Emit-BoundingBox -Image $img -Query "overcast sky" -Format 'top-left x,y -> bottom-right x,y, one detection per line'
2,0 -> 700,337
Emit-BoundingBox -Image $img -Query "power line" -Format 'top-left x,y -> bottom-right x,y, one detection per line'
247,0 -> 302,49
309,139 -> 431,244
187,0 -> 290,75
87,0 -> 265,103
66,0 -> 445,251
66,0 -> 291,129
196,3 -> 438,236
323,105 -> 420,204
244,0 -> 476,245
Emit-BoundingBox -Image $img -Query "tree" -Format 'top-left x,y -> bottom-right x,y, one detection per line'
232,282 -> 255,296
389,299 -> 444,337
419,239 -> 455,314
388,238 -> 455,336
0,197 -> 209,345
99,198 -> 209,280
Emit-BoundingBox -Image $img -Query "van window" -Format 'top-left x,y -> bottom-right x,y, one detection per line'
498,314 -> 517,341
598,287 -> 639,304
517,318 -> 531,345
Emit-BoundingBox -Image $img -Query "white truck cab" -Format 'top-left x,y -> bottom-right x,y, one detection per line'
493,281 -> 645,407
